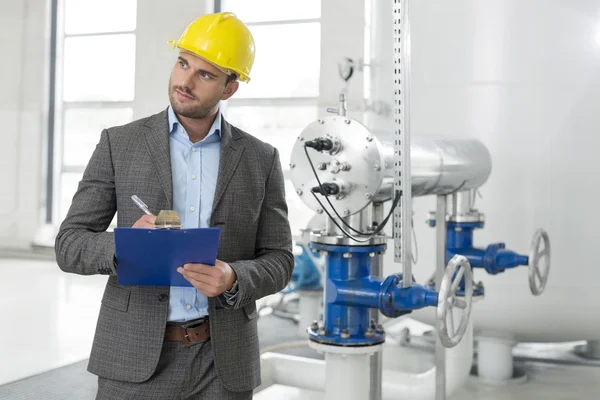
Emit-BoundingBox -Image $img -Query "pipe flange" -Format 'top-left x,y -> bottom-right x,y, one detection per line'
309,232 -> 388,247
427,211 -> 485,226
308,340 -> 382,355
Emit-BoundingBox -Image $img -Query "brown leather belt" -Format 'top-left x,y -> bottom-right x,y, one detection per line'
164,318 -> 210,347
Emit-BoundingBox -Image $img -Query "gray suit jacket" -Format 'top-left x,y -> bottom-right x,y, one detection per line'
54,109 -> 294,392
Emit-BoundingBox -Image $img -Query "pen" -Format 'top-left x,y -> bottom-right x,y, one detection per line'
131,195 -> 154,216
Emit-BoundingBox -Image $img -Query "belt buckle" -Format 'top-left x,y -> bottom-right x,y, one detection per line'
180,318 -> 207,347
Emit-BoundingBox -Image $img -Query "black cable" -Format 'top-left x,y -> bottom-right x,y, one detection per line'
305,138 -> 334,152
311,190 -> 400,243
304,145 -> 369,235
304,143 -> 400,242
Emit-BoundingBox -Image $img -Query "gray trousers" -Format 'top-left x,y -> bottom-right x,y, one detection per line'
96,339 -> 252,400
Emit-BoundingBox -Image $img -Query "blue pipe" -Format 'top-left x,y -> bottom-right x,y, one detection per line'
326,277 -> 381,308
282,243 -> 322,294
308,242 -> 439,346
444,222 -> 528,275
326,276 -> 438,310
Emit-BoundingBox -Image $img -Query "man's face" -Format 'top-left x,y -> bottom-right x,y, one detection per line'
168,50 -> 238,119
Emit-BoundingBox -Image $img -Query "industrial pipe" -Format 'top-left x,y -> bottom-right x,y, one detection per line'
382,316 -> 473,399
258,315 -> 474,400
380,137 -> 493,198
477,336 -> 516,382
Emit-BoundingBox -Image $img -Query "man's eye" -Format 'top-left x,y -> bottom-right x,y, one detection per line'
200,72 -> 212,79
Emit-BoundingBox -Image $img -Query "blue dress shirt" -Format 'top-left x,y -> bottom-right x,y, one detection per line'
167,105 -> 222,322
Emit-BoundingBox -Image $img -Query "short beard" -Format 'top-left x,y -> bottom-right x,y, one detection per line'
168,86 -> 220,119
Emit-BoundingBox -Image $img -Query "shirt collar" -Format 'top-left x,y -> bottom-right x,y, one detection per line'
167,105 -> 222,140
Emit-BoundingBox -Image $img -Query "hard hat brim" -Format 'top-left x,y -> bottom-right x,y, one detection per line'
168,40 -> 251,83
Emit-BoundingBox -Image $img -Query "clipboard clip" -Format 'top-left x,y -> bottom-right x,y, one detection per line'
154,210 -> 183,229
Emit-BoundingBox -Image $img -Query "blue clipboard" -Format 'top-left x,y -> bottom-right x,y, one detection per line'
114,227 -> 221,287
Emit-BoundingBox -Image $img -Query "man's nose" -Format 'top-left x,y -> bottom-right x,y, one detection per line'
180,71 -> 195,90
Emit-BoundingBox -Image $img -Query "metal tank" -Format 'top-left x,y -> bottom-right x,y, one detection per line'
289,116 -> 492,215
366,0 -> 600,343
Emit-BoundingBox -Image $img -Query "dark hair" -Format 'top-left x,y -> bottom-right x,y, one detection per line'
226,73 -> 238,84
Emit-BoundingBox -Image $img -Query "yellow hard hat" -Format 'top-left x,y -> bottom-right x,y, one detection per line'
169,12 -> 255,82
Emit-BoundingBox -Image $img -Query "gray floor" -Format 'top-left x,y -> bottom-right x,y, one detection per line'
0,314 -> 307,400
0,360 -> 96,400
2,313 -> 600,400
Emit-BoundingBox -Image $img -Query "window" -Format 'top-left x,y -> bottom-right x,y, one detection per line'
220,0 -> 320,23
52,0 -> 138,224
62,34 -> 136,102
234,23 -> 321,99
63,0 -> 137,34
219,1 -> 321,236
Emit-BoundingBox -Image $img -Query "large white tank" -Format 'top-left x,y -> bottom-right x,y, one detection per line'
365,0 -> 600,343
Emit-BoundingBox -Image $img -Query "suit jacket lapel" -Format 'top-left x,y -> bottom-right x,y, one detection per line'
212,118 -> 244,215
143,109 -> 173,207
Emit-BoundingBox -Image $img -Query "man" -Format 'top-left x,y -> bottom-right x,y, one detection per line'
55,12 -> 294,400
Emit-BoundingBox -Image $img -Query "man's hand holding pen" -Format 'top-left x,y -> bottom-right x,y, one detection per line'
130,194 -> 236,297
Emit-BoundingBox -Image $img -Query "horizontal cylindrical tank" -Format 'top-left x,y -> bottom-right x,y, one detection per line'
409,138 -> 492,197
289,116 -> 492,216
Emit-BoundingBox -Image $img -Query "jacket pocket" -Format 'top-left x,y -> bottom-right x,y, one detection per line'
101,282 -> 131,312
243,302 -> 258,320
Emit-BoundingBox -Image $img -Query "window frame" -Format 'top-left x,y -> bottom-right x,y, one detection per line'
49,0 -> 138,225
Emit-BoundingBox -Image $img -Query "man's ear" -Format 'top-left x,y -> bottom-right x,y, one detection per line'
221,81 -> 239,101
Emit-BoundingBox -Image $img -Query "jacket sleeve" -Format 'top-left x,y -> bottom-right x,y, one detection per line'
55,129 -> 118,276
227,147 -> 294,308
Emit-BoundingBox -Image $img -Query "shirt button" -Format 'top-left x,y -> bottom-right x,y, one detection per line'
191,174 -> 197,180
186,304 -> 192,310
190,206 -> 196,212
191,147 -> 197,152
158,294 -> 168,302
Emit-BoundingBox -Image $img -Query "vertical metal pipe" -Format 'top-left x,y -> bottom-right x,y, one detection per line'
369,203 -> 384,400
454,190 -> 472,215
46,0 -> 59,224
324,209 -> 370,237
401,0 -> 413,289
435,195 -> 447,400
326,353 -> 371,400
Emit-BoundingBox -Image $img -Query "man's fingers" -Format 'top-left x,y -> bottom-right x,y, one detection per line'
132,221 -> 155,228
181,275 -> 220,297
132,214 -> 157,228
143,215 -> 157,224
183,263 -> 222,278
178,267 -> 218,286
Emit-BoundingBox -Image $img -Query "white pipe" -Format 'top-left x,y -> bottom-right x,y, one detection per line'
297,290 -> 322,337
259,353 -> 326,393
260,340 -> 308,355
382,317 -> 473,400
326,353 -> 370,400
477,336 -> 515,382
259,316 -> 474,400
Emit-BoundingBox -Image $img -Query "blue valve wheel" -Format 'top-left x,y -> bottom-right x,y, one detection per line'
436,254 -> 474,348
